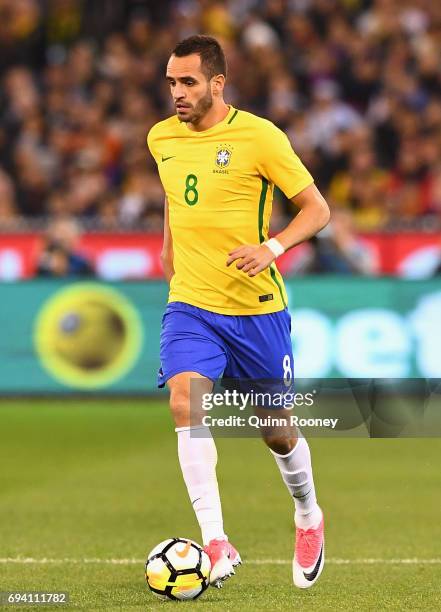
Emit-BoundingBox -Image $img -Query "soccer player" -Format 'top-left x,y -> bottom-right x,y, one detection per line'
147,35 -> 330,589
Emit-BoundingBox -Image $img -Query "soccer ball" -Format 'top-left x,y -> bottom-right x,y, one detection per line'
145,538 -> 211,601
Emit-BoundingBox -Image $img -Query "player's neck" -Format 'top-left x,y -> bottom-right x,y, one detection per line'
188,102 -> 230,132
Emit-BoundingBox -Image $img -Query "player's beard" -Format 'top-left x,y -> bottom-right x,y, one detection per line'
176,86 -> 213,125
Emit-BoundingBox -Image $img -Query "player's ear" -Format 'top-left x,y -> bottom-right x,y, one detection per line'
211,74 -> 225,97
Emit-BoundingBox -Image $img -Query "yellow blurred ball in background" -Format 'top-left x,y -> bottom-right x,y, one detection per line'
34,284 -> 143,389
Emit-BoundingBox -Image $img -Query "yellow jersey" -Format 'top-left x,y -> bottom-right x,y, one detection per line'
147,105 -> 313,315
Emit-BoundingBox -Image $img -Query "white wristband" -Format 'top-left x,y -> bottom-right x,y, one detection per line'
264,237 -> 285,258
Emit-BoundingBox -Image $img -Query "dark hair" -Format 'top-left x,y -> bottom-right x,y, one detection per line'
172,35 -> 227,80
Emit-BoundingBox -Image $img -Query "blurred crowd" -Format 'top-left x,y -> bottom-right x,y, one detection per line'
0,0 -> 440,235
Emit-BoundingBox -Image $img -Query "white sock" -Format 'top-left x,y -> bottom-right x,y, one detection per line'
270,437 -> 322,529
176,425 -> 226,545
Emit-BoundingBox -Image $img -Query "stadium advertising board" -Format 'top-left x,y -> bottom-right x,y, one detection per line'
1,232 -> 440,280
0,278 -> 440,393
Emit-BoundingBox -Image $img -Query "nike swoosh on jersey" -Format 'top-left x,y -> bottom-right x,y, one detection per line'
303,544 -> 323,581
161,155 -> 175,162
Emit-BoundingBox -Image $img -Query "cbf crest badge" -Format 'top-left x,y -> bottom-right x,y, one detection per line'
215,145 -> 232,169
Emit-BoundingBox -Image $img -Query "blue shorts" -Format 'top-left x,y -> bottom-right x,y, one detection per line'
158,301 -> 293,387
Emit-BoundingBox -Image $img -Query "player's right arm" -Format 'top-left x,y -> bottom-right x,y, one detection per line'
147,125 -> 174,283
161,197 -> 174,283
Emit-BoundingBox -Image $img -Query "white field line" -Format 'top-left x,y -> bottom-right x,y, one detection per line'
1,557 -> 441,566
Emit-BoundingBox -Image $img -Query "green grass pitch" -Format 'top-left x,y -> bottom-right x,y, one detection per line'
1,399 -> 441,611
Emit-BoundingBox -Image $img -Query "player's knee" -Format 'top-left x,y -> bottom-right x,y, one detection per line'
262,433 -> 297,455
169,387 -> 191,426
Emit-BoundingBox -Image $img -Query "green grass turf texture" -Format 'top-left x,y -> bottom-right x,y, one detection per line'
0,399 -> 440,611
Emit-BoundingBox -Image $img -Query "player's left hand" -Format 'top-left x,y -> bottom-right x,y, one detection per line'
226,244 -> 276,277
